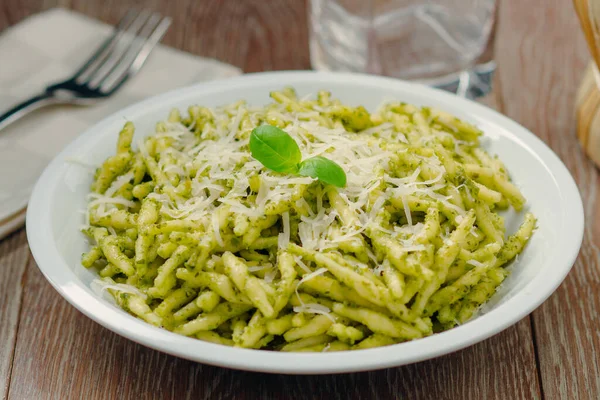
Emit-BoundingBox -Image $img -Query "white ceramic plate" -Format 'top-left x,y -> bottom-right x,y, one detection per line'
26,71 -> 584,374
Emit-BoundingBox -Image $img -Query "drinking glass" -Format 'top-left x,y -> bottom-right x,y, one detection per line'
309,0 -> 497,98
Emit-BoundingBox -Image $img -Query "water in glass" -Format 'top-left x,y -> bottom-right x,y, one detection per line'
309,0 -> 496,84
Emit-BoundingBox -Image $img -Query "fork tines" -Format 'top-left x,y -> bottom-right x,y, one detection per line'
74,10 -> 171,95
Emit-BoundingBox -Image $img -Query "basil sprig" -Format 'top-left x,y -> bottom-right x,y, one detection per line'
249,125 -> 347,188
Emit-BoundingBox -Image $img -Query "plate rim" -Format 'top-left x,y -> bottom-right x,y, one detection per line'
26,70 -> 584,374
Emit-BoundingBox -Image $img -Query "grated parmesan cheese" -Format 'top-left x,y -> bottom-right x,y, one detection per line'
264,267 -> 278,283
91,278 -> 147,301
278,211 -> 291,250
293,303 -> 336,323
466,259 -> 486,268
294,256 -> 312,274
212,211 -> 224,247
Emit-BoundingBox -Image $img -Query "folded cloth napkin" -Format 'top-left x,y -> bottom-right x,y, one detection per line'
0,8 -> 242,239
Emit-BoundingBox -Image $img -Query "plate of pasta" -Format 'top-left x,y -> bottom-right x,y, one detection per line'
26,71 -> 583,374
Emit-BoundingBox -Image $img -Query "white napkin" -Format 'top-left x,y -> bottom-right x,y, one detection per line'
0,8 -> 242,239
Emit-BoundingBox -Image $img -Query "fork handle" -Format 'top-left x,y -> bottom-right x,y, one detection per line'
0,92 -> 58,132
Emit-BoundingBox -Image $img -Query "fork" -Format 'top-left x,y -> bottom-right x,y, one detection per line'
0,10 -> 171,132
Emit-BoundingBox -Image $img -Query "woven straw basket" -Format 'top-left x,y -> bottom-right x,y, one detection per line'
575,0 -> 600,166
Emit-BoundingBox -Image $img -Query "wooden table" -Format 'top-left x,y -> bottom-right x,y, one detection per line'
0,0 -> 597,399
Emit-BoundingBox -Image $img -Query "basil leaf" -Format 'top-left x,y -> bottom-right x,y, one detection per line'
249,125 -> 301,173
298,156 -> 347,188
249,124 -> 347,187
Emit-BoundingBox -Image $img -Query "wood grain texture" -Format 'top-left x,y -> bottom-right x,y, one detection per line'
66,0 -> 311,72
495,0 -> 600,399
0,0 -> 592,398
0,231 -> 29,400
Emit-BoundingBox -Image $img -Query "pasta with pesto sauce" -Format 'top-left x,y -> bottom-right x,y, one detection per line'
81,87 -> 536,351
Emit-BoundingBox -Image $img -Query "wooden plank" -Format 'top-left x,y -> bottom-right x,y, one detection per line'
0,230 -> 30,400
0,0 -> 55,30
68,0 -> 311,72
494,0 -> 600,398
